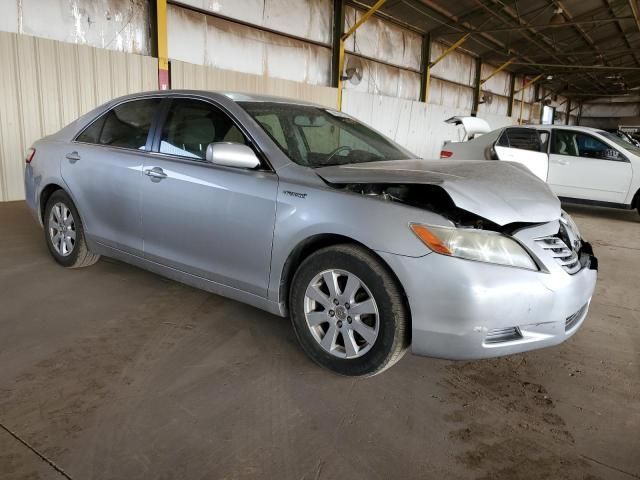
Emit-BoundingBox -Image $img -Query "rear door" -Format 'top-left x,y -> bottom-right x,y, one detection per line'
140,98 -> 278,297
494,127 -> 550,180
547,129 -> 632,203
61,98 -> 161,255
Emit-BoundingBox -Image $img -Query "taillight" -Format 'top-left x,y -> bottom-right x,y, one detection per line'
25,148 -> 36,164
440,150 -> 453,158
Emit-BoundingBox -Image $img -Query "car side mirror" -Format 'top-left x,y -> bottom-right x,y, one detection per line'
206,142 -> 260,169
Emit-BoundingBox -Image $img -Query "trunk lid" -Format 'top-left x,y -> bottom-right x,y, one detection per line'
315,159 -> 560,226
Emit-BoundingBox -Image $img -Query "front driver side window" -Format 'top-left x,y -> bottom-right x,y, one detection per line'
551,130 -> 579,156
160,99 -> 247,160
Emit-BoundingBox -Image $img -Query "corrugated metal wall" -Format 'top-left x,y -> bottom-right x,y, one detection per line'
170,60 -> 338,108
0,32 -> 157,201
342,90 -> 516,159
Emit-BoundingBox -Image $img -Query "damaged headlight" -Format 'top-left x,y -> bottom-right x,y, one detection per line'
410,223 -> 538,271
560,210 -> 582,244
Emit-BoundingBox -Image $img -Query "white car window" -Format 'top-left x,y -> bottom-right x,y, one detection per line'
497,128 -> 545,152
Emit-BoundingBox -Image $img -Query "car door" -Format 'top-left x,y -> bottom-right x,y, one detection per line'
61,97 -> 161,255
547,129 -> 632,203
494,127 -> 550,180
141,98 -> 278,297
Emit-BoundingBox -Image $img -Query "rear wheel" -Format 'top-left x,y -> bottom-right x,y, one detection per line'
289,244 -> 409,377
44,190 -> 100,268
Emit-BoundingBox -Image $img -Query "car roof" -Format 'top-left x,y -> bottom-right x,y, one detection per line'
505,124 -> 605,133
110,89 -> 326,108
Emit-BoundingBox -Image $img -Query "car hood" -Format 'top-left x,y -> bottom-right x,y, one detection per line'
315,159 -> 561,226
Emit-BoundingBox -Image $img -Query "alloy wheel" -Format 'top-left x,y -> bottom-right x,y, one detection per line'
304,269 -> 380,359
49,202 -> 76,256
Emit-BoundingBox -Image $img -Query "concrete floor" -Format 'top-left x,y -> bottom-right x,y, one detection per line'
0,201 -> 638,480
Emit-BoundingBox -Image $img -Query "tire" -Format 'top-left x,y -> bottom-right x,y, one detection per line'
44,190 -> 100,268
289,244 -> 409,377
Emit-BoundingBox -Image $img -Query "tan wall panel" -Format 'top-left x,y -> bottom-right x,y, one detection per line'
0,32 -> 158,201
171,60 -> 338,109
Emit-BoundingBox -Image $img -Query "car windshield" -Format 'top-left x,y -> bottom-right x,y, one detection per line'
598,131 -> 640,155
239,102 -> 415,167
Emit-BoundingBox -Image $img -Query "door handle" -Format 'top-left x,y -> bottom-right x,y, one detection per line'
65,151 -> 81,162
551,158 -> 569,165
144,167 -> 168,179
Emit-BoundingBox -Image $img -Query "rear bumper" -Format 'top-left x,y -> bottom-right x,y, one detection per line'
378,245 -> 597,360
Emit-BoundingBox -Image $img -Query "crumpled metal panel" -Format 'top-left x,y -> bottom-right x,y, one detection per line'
343,6 -> 421,71
430,41 -> 476,87
342,54 -> 420,100
168,4 -> 331,85
4,0 -> 151,54
174,0 -> 332,44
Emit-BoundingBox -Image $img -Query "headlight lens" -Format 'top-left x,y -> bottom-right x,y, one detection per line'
560,210 -> 581,240
410,223 -> 538,271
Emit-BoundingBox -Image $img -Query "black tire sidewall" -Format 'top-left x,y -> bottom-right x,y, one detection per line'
44,191 -> 85,268
290,246 -> 405,376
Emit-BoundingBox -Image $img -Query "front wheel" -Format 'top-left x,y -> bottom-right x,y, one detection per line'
44,190 -> 100,268
289,244 -> 409,377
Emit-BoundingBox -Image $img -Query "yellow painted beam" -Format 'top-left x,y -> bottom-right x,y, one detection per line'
480,58 -> 514,85
424,33 -> 470,103
337,0 -> 387,110
157,0 -> 169,90
517,74 -> 544,124
341,0 -> 387,41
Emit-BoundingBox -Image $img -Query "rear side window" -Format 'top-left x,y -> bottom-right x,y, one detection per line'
159,99 -> 247,159
77,98 -> 160,150
498,128 -> 543,152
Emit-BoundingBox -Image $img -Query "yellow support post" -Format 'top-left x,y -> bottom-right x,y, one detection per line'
480,58 -> 514,85
157,0 -> 169,90
516,74 -> 544,124
337,0 -> 387,110
424,33 -> 470,103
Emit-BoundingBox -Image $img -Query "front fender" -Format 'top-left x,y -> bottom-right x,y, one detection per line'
268,180 -> 448,305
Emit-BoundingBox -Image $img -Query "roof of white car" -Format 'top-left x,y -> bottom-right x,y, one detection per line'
508,124 -> 604,133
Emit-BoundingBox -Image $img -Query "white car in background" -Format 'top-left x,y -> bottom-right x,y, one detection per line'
441,119 -> 640,215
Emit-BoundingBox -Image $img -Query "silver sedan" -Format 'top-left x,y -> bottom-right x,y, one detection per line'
24,91 -> 598,376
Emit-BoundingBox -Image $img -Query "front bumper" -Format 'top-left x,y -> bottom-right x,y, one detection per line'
378,224 -> 598,360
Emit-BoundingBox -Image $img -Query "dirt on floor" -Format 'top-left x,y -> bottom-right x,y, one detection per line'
0,201 -> 638,480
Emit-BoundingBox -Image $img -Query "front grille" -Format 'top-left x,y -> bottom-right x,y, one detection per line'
535,235 -> 581,274
565,303 -> 588,331
485,327 -> 523,344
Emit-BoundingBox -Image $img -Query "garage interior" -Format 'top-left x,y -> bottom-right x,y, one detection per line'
0,0 -> 639,479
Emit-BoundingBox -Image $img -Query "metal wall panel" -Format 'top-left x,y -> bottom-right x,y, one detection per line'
480,63 -> 510,97
343,6 -> 421,71
342,54 -> 421,100
173,0 -> 332,44
430,42 -> 476,87
168,4 -> 331,85
341,90 -> 515,159
170,60 -> 338,108
0,0 -> 151,54
0,32 -> 157,201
